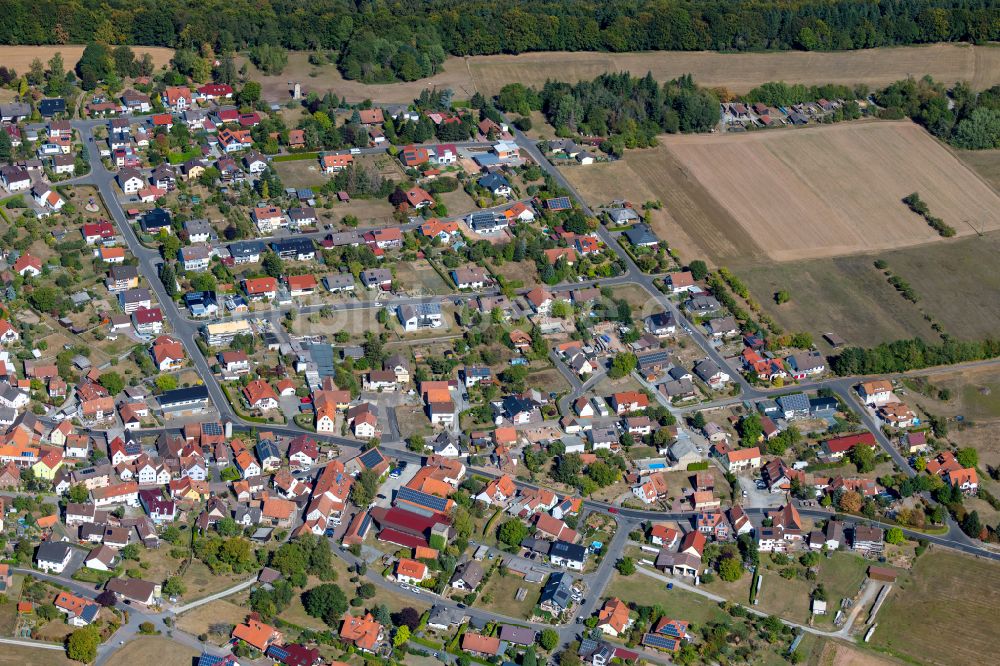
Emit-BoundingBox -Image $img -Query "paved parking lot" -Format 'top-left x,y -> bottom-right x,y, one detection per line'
376,462 -> 418,508
739,474 -> 786,509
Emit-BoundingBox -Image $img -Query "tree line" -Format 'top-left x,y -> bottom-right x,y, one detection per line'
1,1 -> 998,83
831,337 -> 1000,375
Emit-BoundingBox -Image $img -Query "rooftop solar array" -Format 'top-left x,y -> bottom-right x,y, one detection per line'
643,634 -> 680,651
397,486 -> 449,513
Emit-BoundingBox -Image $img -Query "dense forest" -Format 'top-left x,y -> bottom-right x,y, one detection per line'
541,73 -> 720,150
0,0 -> 998,82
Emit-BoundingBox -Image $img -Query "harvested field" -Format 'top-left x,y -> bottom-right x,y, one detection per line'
0,46 -> 174,75
240,44 -> 1000,104
663,121 -> 1000,262
739,229 -> 1000,346
956,148 -> 1000,192
871,549 -> 1000,665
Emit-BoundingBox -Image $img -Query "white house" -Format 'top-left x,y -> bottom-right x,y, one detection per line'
36,542 -> 73,573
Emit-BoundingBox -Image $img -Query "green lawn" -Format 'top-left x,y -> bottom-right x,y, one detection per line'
473,574 -> 543,620
604,572 -> 729,629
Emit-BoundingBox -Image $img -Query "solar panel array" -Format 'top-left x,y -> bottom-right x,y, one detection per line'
397,486 -> 449,513
658,622 -> 684,638
546,197 -> 571,210
359,447 -> 385,469
266,645 -> 289,661
202,422 -> 223,436
643,633 -> 679,651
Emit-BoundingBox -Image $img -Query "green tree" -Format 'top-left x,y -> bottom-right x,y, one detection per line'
159,262 -> 177,297
615,557 -> 635,576
956,447 -> 978,469
393,624 -> 410,647
539,629 -> 559,651
163,576 -> 185,597
303,583 -> 348,625
718,556 -> 743,582
885,527 -> 905,545
350,468 -> 379,507
497,518 -> 529,547
688,260 -> 708,281
608,352 -> 637,379
98,372 -> 124,396
68,484 -> 89,503
849,444 -> 876,474
775,290 -> 790,304
66,625 -> 100,662
121,543 -> 140,560
738,413 -> 762,444
262,251 -> 284,278
155,374 -> 178,392
29,286 -> 59,312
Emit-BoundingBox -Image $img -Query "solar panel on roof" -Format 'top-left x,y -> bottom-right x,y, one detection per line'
359,448 -> 385,469
643,634 -> 679,650
397,486 -> 449,513
266,645 -> 289,660
202,422 -> 223,435
658,623 -> 683,638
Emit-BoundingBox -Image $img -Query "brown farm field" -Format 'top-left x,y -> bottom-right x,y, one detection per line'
871,549 -> 1000,665
0,45 -> 174,74
566,121 -> 1000,266
956,148 -> 1000,192
738,229 -> 1000,346
663,121 -> 1000,262
239,43 -> 1000,104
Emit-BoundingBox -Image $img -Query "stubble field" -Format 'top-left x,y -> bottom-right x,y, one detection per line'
871,549 -> 1000,665
663,120 -> 1000,262
0,45 -> 174,74
241,43 -> 1000,104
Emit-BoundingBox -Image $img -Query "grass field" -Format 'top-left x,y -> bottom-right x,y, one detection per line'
738,229 -> 1000,346
175,599 -> 248,643
0,644 -> 74,666
474,575 -> 544,620
871,549 -> 1000,665
106,637 -> 199,666
239,44 -> 1000,104
605,572 -> 729,628
0,45 -> 174,76
663,121 -> 1000,262
274,159 -> 326,189
394,260 -> 452,295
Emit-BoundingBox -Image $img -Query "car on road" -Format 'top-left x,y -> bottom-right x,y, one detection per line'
607,507 -> 619,514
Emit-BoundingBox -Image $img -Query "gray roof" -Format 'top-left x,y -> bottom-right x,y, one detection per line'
693,359 -> 724,381
450,560 -> 484,588
539,571 -> 574,609
777,393 -> 810,413
624,223 -> 658,246
428,604 -> 466,628
36,541 -> 71,563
